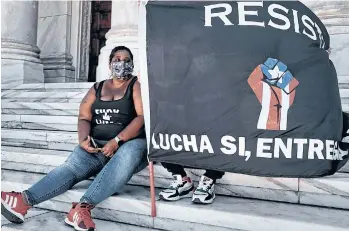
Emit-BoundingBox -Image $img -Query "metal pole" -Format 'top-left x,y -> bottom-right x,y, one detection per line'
149,161 -> 157,217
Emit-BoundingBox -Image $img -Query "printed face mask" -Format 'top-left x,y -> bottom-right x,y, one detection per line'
111,60 -> 134,80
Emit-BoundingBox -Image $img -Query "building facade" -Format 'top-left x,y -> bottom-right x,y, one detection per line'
1,0 -> 348,86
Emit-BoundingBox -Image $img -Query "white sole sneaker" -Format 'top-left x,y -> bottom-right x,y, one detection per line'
1,198 -> 25,223
159,189 -> 194,201
192,193 -> 216,204
65,217 -> 95,231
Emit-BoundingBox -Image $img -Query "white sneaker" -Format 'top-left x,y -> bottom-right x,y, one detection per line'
159,175 -> 194,201
192,176 -> 215,204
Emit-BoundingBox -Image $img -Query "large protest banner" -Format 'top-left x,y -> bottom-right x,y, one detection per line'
138,1 -> 349,177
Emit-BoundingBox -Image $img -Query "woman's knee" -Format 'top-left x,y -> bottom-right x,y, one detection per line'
107,139 -> 147,171
116,138 -> 147,159
63,146 -> 102,179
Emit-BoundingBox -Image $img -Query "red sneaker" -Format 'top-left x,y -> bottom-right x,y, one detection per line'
1,191 -> 31,223
65,202 -> 96,231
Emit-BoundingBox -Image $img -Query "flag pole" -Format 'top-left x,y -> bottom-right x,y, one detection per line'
138,0 -> 156,217
149,161 -> 156,217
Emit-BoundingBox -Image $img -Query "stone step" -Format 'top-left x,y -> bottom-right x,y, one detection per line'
1,146 -> 300,204
1,102 -> 79,116
2,208 -> 156,231
1,92 -> 87,101
2,146 -> 349,209
2,207 -> 51,226
1,170 -> 157,230
1,82 -> 93,91
1,108 -> 78,116
338,75 -> 349,88
1,129 -> 76,151
2,114 -> 77,131
2,170 -> 349,231
1,98 -> 82,103
340,89 -> 349,103
342,104 -> 349,112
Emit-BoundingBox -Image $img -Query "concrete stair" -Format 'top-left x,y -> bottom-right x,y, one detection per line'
1,83 -> 94,92
2,170 -> 349,231
1,208 -> 157,231
1,83 -> 349,230
2,144 -> 349,208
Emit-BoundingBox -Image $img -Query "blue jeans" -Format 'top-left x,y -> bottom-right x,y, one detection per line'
24,138 -> 148,206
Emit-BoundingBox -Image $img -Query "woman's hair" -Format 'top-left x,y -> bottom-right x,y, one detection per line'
109,46 -> 134,64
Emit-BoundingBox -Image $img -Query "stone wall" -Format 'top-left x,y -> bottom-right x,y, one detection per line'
1,1 -> 44,84
37,1 -> 75,83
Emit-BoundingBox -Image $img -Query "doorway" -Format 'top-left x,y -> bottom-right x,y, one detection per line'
88,1 -> 112,82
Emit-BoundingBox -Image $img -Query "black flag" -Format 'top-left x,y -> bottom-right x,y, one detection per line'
140,1 -> 349,177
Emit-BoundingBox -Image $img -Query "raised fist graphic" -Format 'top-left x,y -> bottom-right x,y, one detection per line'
247,58 -> 299,130
103,113 -> 111,121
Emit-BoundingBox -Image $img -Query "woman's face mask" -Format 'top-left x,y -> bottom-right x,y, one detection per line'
111,60 -> 134,80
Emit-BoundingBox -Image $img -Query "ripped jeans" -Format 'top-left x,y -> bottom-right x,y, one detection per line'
24,138 -> 148,206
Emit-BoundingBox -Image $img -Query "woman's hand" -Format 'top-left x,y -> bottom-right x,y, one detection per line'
80,136 -> 98,153
102,139 -> 119,157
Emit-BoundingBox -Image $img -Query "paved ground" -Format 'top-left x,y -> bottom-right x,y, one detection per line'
1,208 -> 156,231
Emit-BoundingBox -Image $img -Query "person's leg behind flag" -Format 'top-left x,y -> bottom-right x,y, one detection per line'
192,170 -> 225,204
159,163 -> 194,201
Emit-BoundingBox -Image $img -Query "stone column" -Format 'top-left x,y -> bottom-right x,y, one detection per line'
96,0 -> 139,82
1,0 -> 44,85
37,1 -> 75,83
302,1 -> 349,89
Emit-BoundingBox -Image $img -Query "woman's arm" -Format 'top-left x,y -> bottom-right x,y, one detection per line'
117,81 -> 145,141
78,86 -> 96,147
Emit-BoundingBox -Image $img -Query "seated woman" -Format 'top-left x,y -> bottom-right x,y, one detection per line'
1,46 -> 147,231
